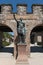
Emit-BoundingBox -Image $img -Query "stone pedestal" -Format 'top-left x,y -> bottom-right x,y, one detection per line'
16,44 -> 29,65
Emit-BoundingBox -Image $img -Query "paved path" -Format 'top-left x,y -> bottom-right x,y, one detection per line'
0,43 -> 43,65
29,44 -> 43,65
29,53 -> 43,65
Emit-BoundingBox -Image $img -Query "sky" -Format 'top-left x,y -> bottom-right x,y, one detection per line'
0,0 -> 43,35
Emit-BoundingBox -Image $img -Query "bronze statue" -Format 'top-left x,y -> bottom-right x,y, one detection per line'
15,17 -> 26,44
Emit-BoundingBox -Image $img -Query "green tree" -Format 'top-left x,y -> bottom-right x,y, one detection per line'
2,32 -> 13,46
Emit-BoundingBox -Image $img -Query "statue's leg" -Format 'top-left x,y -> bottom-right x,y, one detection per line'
21,35 -> 25,43
23,35 -> 25,43
19,34 -> 22,43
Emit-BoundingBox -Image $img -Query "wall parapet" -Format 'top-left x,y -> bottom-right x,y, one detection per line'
32,4 -> 43,15
1,4 -> 13,14
17,4 -> 27,15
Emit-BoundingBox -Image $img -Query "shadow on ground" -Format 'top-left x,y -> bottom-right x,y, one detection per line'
0,47 -> 14,54
30,46 -> 43,53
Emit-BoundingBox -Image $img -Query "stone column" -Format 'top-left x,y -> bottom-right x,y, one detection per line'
26,31 -> 30,57
14,43 -> 18,59
14,33 -> 18,59
25,22 -> 30,57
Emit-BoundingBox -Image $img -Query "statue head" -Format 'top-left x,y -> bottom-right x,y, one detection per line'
20,18 -> 22,21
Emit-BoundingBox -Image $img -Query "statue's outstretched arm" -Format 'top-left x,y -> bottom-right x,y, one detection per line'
14,15 -> 17,22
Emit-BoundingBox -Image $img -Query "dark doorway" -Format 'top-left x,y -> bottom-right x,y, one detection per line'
30,25 -> 43,44
30,25 -> 43,52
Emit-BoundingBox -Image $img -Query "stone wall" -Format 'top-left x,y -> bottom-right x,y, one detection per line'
1,4 -> 12,14
17,4 -> 27,15
32,5 -> 42,16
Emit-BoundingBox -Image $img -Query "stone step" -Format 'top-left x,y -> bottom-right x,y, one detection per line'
16,61 -> 29,65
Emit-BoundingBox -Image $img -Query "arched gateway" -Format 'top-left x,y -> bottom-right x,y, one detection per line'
0,4 -> 43,64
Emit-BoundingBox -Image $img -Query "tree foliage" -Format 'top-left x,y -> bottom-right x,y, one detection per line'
2,32 -> 13,46
3,32 -> 12,39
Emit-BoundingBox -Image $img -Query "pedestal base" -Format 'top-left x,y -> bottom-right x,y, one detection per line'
16,62 -> 29,65
16,44 -> 29,65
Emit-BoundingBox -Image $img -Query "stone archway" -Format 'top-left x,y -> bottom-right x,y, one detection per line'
30,24 -> 43,52
25,19 -> 42,56
0,24 -> 14,54
0,21 -> 17,57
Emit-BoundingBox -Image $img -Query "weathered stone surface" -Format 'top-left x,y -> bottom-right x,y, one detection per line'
1,4 -> 12,14
33,5 -> 42,15
0,14 -> 14,20
17,4 -> 27,15
15,14 -> 39,20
